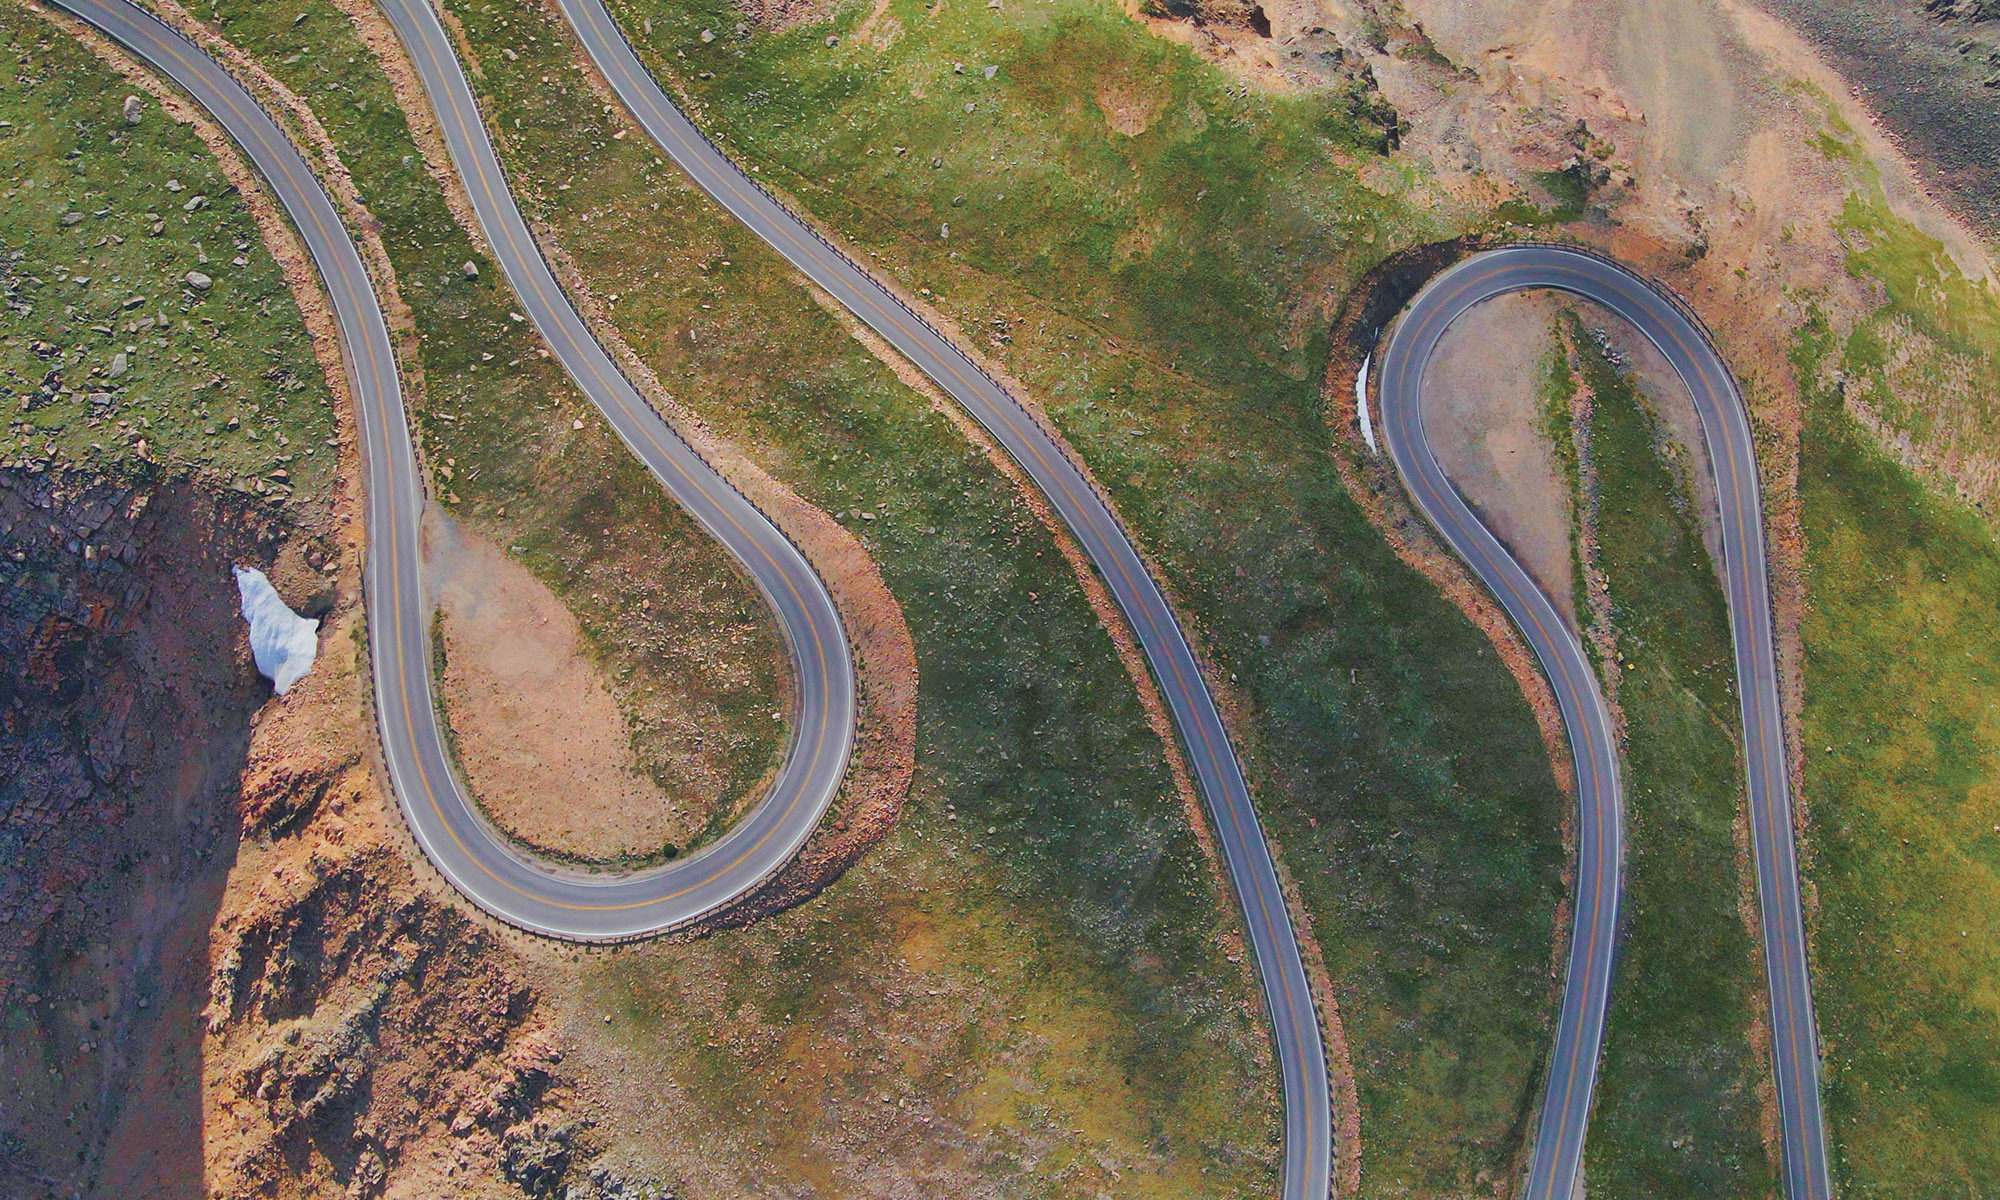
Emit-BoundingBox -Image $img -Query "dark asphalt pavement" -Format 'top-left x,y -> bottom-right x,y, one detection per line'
1379,246 -> 1830,1200
554,1 -> 1336,1194
60,0 -> 857,941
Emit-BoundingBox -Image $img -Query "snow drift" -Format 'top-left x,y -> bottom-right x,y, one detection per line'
234,566 -> 319,694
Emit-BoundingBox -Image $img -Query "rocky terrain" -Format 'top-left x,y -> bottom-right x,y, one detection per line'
0,467 -> 668,1200
0,467 -> 291,1195
5,0 -> 1996,1192
1754,0 -> 2000,236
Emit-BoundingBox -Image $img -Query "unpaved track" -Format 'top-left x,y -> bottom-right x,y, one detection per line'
54,0 -> 856,940
1378,245 -> 1829,1200
551,1 -> 1335,1196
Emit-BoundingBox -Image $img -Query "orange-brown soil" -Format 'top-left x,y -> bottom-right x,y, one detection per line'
429,515 -> 710,863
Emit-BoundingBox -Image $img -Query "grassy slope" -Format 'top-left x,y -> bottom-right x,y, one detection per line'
457,1 -> 1290,1190
1,12 -> 333,502
216,0 -> 1289,1192
1559,319 -> 1775,1195
1794,206 -> 2000,1190
181,0 -> 790,861
606,0 -> 1567,1190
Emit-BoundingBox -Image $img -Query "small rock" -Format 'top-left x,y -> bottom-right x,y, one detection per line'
826,35 -> 839,47
122,94 -> 143,125
700,27 -> 714,42
165,179 -> 184,192
571,418 -> 585,430
983,64 -> 998,79
185,270 -> 212,291
60,211 -> 84,226
953,62 -> 964,74
461,260 -> 479,280
182,194 -> 208,212
940,222 -> 950,239
108,351 -> 129,379
964,101 -> 976,113
226,416 -> 240,430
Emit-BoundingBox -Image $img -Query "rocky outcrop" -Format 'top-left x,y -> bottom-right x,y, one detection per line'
0,468 -> 291,1196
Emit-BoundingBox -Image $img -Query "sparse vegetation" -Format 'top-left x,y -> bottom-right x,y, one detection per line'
174,0 -> 792,861
0,13 -> 334,506
1557,314 -> 1776,1195
191,0 -> 1291,1189
604,0 -> 1568,1188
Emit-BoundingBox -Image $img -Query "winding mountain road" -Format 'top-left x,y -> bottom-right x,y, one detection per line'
548,2 -> 1335,1196
1377,245 -> 1830,1200
56,0 -> 857,941
55,5 -> 1824,1198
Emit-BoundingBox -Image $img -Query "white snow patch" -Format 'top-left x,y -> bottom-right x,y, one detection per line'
234,566 -> 319,694
1355,353 -> 1378,452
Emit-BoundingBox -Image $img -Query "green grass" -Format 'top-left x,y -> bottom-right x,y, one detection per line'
1771,91 -> 2000,1191
176,0 -> 791,859
1562,313 -> 1775,1195
0,12 -> 334,509
603,0 -> 1569,1189
1794,306 -> 2000,1195
194,0 -> 1294,1189
1537,335 -> 1593,626
1832,191 -> 2000,476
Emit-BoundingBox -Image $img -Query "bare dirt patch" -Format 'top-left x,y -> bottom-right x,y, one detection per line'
1096,77 -> 1170,136
1419,289 -> 1578,625
428,512 -> 708,863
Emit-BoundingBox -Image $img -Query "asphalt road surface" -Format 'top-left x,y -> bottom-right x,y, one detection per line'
553,2 -> 1335,1196
1377,245 -> 1830,1200
59,0 -> 857,941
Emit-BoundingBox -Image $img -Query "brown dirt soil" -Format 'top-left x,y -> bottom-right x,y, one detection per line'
0,472 -> 311,1200
1326,241 -> 1578,810
1418,289 -> 1579,626
428,513 -> 712,863
1,15 -> 604,1199
150,0 -> 918,920
523,221 -> 919,936
206,577 -> 652,1200
1369,0 -> 2000,847
7,9 -> 908,1198
1750,0 -> 2000,240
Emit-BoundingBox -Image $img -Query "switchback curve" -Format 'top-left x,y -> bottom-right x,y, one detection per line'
56,0 -> 858,942
1377,245 -> 1830,1200
547,1 -> 1337,1195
